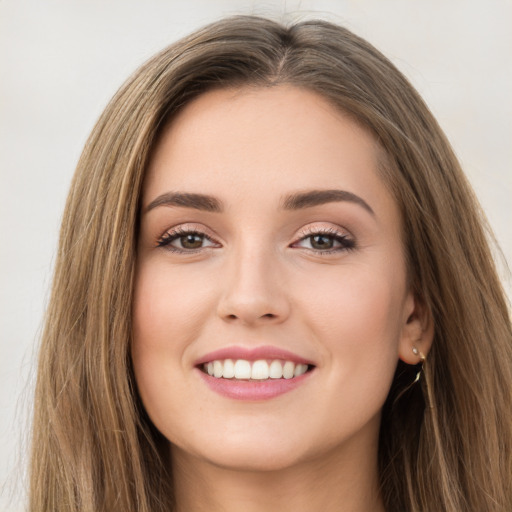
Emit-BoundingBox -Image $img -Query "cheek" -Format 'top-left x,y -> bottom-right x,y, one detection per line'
132,260 -> 215,352
297,261 -> 405,390
131,261 -> 215,426
290,265 -> 405,438
303,262 -> 404,338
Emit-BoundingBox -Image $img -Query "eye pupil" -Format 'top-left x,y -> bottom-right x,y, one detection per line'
311,234 -> 334,250
181,234 -> 203,249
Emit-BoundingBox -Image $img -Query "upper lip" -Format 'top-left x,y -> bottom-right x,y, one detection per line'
195,345 -> 315,367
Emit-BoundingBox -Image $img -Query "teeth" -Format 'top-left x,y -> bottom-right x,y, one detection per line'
213,360 -> 223,378
234,360 -> 251,379
251,360 -> 269,380
294,364 -> 308,377
282,361 -> 295,379
223,359 -> 235,379
202,359 -> 310,380
269,360 -> 283,379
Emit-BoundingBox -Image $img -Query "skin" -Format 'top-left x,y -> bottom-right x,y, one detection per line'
132,85 -> 432,512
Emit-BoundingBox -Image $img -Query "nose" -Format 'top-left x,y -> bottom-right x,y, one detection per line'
216,247 -> 290,326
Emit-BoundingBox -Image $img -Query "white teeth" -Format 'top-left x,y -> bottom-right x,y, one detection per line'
202,358 -> 310,380
294,364 -> 308,377
282,361 -> 295,379
234,359 -> 252,379
223,359 -> 235,379
251,360 -> 269,380
269,360 -> 283,379
213,360 -> 223,378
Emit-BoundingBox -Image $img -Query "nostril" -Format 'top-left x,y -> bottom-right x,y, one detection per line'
224,313 -> 276,321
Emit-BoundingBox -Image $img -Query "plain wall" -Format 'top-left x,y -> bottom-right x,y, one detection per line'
1,1 -> 510,510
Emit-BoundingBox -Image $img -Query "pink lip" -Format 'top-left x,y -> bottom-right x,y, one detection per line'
194,345 -> 316,401
195,345 -> 314,366
196,368 -> 313,401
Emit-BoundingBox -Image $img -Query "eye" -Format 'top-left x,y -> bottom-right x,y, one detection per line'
157,227 -> 219,253
292,227 -> 355,254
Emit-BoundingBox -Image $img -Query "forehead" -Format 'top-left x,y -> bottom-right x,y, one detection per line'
144,85 -> 397,224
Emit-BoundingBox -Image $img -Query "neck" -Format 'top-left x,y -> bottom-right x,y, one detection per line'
171,431 -> 385,512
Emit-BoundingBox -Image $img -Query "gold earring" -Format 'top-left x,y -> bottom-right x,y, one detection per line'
412,346 -> 425,360
412,347 -> 425,383
413,348 -> 435,410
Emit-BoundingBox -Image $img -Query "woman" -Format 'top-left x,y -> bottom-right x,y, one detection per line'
30,15 -> 512,512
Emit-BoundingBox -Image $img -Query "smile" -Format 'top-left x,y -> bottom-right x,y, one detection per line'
202,359 -> 310,380
195,346 -> 316,400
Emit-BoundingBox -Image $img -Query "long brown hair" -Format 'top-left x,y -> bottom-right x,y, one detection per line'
30,15 -> 512,511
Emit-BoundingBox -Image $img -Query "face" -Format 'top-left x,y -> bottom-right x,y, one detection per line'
133,85 -> 421,472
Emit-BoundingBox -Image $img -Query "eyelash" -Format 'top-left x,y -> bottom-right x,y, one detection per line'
156,227 -> 218,253
156,226 -> 356,255
293,226 -> 356,255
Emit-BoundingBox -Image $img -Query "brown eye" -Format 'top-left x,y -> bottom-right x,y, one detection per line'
309,234 -> 335,250
157,228 -> 219,252
179,234 -> 204,249
293,229 -> 355,254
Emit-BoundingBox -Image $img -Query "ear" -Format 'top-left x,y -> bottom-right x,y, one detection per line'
398,290 -> 434,365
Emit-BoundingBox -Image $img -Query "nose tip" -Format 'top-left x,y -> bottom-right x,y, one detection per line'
219,301 -> 284,326
216,259 -> 290,326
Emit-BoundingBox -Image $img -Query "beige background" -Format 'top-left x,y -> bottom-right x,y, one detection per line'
1,1 -> 510,509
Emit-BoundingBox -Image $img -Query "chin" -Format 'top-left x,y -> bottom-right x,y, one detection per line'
195,445 -> 306,473
171,426 -> 313,473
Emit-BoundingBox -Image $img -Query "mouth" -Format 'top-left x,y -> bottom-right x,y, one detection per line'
195,346 -> 316,400
199,358 -> 313,380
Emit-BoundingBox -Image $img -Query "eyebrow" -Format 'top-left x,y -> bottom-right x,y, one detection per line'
144,189 -> 374,216
281,189 -> 374,216
145,192 -> 223,213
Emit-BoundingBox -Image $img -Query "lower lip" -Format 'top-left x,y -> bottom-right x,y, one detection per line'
196,368 -> 313,400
